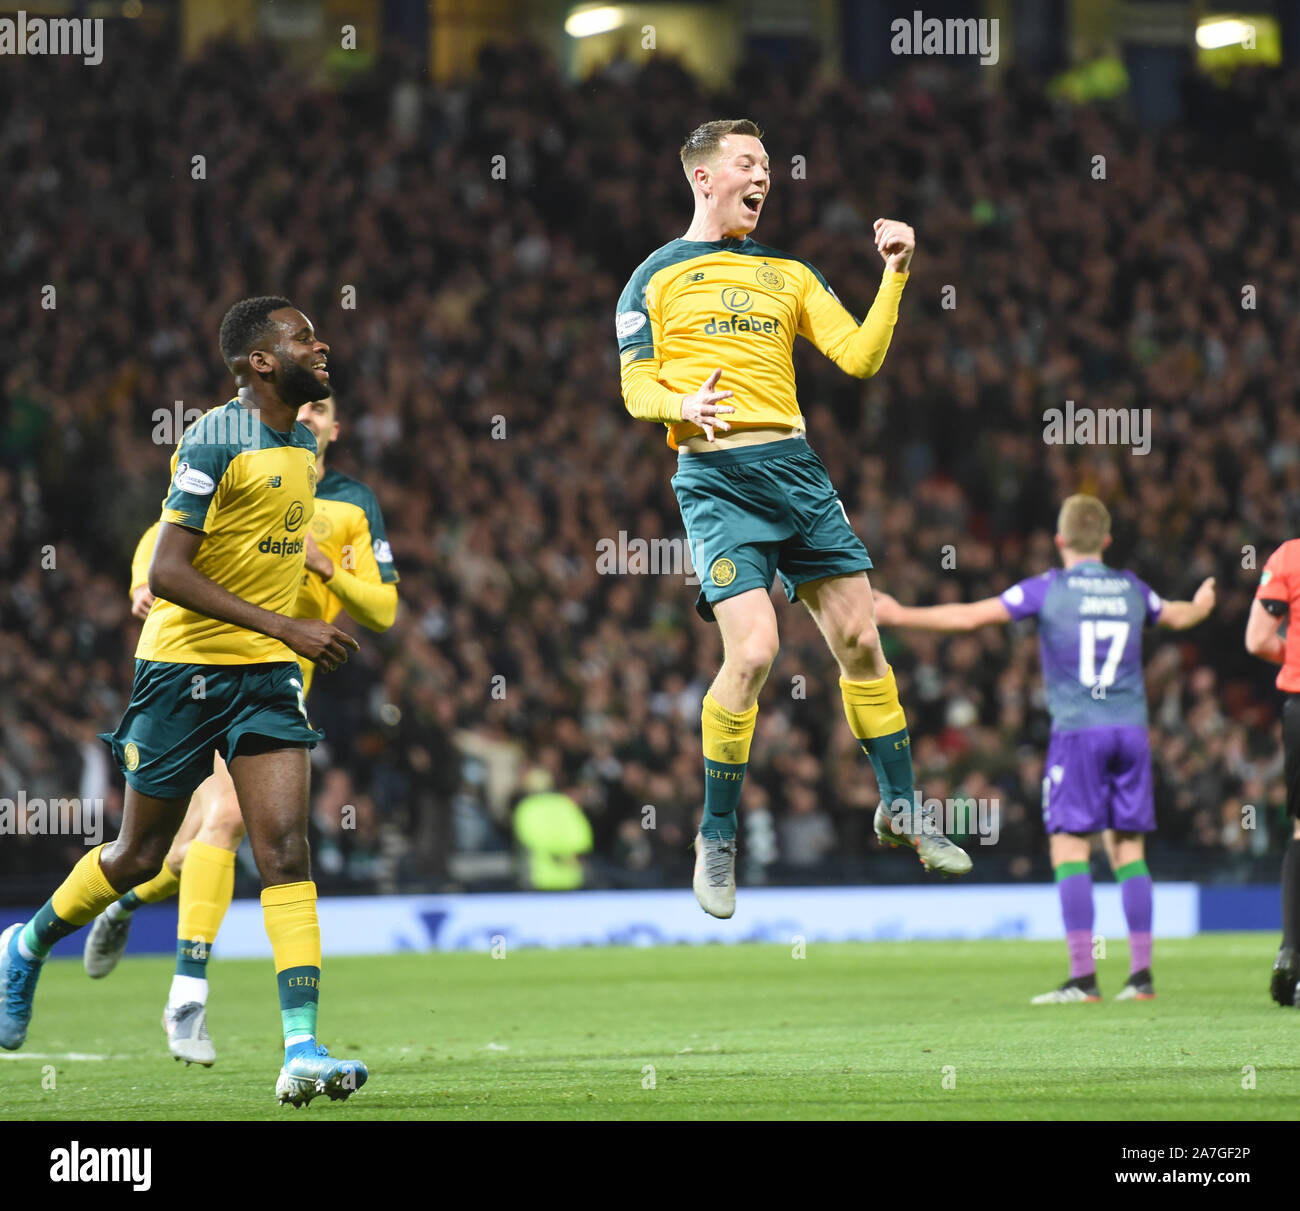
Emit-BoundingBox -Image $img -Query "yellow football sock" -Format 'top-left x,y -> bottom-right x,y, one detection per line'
701,692 -> 758,764
263,881 -> 322,1045
24,845 -> 120,957
701,692 -> 757,838
131,862 -> 180,905
262,881 -> 322,972
178,841 -> 235,948
840,667 -> 914,810
50,844 -> 119,926
840,667 -> 908,740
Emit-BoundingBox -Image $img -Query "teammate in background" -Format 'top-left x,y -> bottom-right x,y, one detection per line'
82,390 -> 400,1065
874,495 -> 1216,1002
1244,540 -> 1300,1007
0,297 -> 369,1107
616,118 -> 970,921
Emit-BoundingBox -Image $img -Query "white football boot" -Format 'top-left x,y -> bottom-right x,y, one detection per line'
692,833 -> 737,919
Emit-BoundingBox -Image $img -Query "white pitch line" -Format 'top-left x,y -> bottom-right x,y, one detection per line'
0,1052 -> 129,1061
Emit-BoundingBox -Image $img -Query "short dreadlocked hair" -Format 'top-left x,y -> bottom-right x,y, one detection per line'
679,119 -> 763,179
218,295 -> 295,370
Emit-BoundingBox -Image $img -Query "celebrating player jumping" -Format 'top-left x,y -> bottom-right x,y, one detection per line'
874,495 -> 1216,1001
616,119 -> 970,920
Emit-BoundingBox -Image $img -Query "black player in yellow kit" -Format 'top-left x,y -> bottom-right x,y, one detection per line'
79,390 -> 400,1068
0,297 -> 368,1106
616,120 -> 970,919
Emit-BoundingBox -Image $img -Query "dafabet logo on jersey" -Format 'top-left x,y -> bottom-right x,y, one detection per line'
259,536 -> 305,557
703,314 -> 782,336
710,558 -> 737,587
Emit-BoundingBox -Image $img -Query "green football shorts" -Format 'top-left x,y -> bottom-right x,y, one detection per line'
99,659 -> 322,799
670,434 -> 872,622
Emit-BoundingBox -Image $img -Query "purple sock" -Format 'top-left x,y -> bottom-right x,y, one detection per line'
1121,874 -> 1153,973
1058,871 -> 1095,979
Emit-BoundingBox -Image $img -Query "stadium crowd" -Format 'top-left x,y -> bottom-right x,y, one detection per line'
2,25 -> 1297,898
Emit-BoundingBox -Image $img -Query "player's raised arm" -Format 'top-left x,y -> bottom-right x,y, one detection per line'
873,217 -> 916,275
797,218 -> 913,380
1155,577 -> 1216,630
873,591 -> 1012,632
149,522 -> 358,671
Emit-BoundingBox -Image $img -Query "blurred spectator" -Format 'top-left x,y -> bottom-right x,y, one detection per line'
779,784 -> 836,870
512,769 -> 593,890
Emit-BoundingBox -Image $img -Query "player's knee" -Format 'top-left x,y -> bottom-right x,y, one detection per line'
725,632 -> 779,685
836,619 -> 883,676
842,619 -> 882,656
199,789 -> 246,851
253,832 -> 310,884
166,838 -> 190,872
103,837 -> 171,893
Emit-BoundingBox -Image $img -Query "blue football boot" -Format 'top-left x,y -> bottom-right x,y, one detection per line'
0,923 -> 42,1050
276,1042 -> 368,1107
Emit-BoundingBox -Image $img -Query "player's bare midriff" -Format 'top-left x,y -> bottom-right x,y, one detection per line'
678,424 -> 800,454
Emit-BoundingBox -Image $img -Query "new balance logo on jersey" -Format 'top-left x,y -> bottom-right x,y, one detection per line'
686,272 -> 705,282
267,475 -> 282,488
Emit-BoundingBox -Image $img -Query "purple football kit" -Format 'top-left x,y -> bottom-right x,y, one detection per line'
1000,561 -> 1164,835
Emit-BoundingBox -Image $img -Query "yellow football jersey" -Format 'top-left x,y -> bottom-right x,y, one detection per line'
288,466 -> 399,696
134,401 -> 317,666
616,237 -> 907,448
130,460 -> 398,695
129,521 -> 161,595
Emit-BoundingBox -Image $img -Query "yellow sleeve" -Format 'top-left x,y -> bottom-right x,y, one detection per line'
325,568 -> 397,631
618,270 -> 685,423
324,515 -> 397,630
620,352 -> 684,423
798,268 -> 908,378
129,522 -> 162,596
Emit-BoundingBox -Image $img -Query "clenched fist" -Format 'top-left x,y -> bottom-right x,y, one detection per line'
873,218 -> 915,274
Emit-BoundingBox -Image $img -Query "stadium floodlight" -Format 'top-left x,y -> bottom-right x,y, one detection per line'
1195,17 -> 1254,49
565,5 -> 626,38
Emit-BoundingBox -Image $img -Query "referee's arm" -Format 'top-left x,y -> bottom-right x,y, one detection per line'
1246,597 -> 1287,664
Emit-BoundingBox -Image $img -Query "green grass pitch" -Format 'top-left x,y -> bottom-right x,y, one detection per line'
2,934 -> 1296,1121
